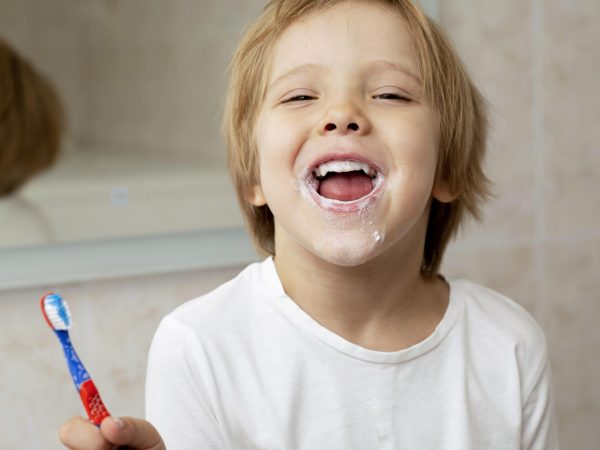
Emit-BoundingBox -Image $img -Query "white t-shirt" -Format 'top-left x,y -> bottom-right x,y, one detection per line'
146,258 -> 558,450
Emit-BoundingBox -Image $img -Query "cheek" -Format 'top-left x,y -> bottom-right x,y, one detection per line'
394,108 -> 441,170
257,117 -> 293,169
255,114 -> 309,200
385,130 -> 439,208
255,143 -> 295,210
385,168 -> 434,216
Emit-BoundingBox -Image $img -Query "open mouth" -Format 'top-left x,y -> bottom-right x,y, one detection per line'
305,159 -> 384,206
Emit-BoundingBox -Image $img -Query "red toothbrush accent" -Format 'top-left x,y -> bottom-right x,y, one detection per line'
79,379 -> 110,425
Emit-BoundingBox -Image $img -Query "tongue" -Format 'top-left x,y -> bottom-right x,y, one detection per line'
318,172 -> 373,201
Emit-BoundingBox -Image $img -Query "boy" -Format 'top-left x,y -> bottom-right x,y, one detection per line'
60,0 -> 558,449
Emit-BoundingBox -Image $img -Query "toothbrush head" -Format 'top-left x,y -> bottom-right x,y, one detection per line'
41,293 -> 72,331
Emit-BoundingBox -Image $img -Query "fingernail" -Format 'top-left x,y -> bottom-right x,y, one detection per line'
112,416 -> 125,430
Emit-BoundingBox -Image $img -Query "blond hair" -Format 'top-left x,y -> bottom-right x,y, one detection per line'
223,0 -> 490,276
0,38 -> 64,196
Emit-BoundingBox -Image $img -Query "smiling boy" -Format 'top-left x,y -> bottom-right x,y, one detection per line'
247,1 -> 454,352
59,1 -> 558,449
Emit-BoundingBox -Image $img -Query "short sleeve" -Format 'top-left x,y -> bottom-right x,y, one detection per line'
521,340 -> 560,450
145,316 -> 226,450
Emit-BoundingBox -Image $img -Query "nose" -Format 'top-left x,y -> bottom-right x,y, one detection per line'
318,102 -> 371,136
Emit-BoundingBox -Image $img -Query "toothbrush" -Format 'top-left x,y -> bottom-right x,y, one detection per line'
41,292 -> 110,426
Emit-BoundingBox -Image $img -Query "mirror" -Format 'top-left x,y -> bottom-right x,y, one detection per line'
0,0 -> 268,250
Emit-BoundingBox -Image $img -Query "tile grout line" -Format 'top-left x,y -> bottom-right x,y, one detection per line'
531,0 -> 547,309
447,229 -> 600,255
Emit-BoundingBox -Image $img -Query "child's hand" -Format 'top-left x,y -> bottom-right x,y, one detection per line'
59,415 -> 165,450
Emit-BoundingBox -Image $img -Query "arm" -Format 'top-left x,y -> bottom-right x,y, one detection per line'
145,316 -> 227,449
521,344 -> 560,450
59,315 -> 225,450
60,415 -> 165,450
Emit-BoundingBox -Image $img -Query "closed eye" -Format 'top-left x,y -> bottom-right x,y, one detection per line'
373,93 -> 412,102
282,94 -> 317,103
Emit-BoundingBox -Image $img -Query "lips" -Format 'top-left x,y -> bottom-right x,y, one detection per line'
303,156 -> 385,211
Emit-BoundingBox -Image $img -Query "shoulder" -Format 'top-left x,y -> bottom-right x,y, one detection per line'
449,279 -> 548,366
451,279 -> 545,340
171,259 -> 267,324
153,258 -> 274,345
147,258 -> 281,390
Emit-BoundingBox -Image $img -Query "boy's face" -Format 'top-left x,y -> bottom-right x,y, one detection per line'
252,0 -> 452,267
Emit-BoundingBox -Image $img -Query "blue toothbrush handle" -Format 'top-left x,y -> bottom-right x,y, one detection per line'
55,329 -> 91,391
54,329 -> 110,425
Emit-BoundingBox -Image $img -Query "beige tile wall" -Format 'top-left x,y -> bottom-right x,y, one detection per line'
0,266 -> 243,449
0,0 -> 598,449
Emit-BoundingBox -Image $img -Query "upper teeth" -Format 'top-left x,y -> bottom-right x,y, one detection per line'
313,160 -> 375,178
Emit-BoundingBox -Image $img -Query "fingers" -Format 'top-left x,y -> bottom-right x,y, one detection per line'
60,416 -> 165,450
100,416 -> 165,450
59,416 -> 113,450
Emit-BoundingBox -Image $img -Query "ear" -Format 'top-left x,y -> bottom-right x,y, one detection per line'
247,184 -> 267,206
432,179 -> 457,204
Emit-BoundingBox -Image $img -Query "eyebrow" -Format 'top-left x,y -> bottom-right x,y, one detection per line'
268,63 -> 327,91
268,59 -> 421,92
365,60 -> 421,84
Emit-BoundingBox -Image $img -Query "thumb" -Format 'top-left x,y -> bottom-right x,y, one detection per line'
100,416 -> 165,450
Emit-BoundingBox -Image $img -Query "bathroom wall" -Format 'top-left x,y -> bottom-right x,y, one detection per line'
0,0 -> 599,449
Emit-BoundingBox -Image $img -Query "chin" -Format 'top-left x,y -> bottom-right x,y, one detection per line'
310,230 -> 385,267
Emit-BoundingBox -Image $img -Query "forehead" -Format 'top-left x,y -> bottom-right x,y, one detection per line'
268,1 -> 419,81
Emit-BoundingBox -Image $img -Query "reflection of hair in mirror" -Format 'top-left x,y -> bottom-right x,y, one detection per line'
0,38 -> 65,197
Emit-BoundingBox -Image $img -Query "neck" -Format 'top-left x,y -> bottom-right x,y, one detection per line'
273,235 -> 449,351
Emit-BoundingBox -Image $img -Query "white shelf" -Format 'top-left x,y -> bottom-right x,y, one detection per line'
1,150 -> 243,248
0,150 -> 255,290
0,227 -> 257,291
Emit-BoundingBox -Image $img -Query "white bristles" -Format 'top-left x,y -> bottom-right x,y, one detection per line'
43,294 -> 72,330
